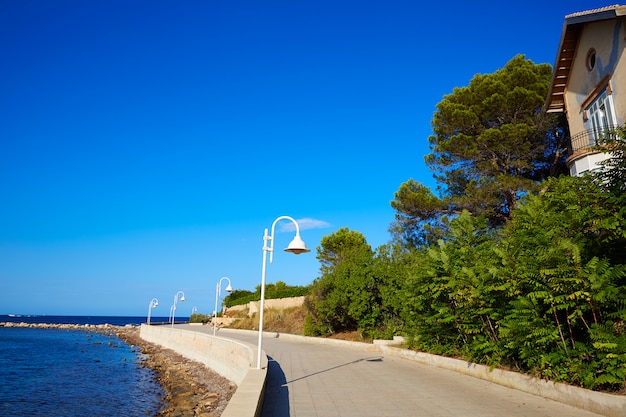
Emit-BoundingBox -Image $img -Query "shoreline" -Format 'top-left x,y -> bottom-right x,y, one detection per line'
1,322 -> 236,417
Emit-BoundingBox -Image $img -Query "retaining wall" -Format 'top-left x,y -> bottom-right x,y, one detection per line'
139,324 -> 267,417
228,296 -> 305,317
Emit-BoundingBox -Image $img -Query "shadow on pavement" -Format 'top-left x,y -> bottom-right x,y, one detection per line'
261,356 -> 290,417
284,356 -> 384,384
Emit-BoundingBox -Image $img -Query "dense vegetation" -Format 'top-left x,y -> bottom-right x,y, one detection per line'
224,281 -> 310,308
305,56 -> 626,392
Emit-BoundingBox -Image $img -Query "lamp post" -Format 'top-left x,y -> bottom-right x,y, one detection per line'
191,306 -> 197,317
213,276 -> 233,336
171,290 -> 185,328
147,298 -> 159,325
256,215 -> 310,369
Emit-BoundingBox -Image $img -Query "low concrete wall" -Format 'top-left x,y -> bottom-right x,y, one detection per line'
139,324 -> 267,417
229,296 -> 305,317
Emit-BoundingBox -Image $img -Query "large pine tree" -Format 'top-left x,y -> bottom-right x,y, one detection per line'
391,55 -> 568,247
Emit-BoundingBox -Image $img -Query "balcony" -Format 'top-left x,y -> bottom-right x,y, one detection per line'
569,126 -> 620,155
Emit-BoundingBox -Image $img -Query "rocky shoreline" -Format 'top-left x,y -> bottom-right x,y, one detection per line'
1,322 -> 236,417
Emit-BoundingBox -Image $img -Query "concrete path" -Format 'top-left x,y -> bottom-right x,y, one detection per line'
180,325 -> 606,417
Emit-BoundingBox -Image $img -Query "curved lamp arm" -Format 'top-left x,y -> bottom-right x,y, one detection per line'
257,215 -> 310,368
171,290 -> 185,328
266,215 -> 311,263
147,298 -> 159,325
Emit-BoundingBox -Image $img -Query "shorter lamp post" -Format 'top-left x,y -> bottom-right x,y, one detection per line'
213,276 -> 233,336
147,298 -> 158,325
171,290 -> 185,328
191,307 -> 197,317
257,215 -> 310,368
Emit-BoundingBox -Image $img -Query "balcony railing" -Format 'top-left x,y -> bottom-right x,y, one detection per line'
569,126 -> 620,154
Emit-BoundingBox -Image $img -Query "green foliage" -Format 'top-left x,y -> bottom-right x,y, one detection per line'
224,283 -> 310,307
256,281 -> 311,300
367,244 -> 416,339
387,175 -> 626,391
399,211 -> 507,364
390,180 -> 449,247
224,289 -> 255,307
189,313 -> 211,324
595,125 -> 626,195
305,228 -> 378,336
592,125 -> 626,263
494,176 -> 626,389
391,55 -> 567,248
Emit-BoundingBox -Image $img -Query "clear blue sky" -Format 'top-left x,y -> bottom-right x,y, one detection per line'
0,1 -> 612,316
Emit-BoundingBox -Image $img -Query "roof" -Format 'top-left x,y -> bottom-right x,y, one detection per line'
545,4 -> 626,113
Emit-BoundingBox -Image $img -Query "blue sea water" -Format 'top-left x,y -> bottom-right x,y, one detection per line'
0,315 -> 174,416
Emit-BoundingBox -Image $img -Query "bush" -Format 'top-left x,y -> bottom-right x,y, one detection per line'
189,313 -> 211,324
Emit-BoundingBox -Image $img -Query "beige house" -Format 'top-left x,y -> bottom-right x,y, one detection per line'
546,5 -> 625,176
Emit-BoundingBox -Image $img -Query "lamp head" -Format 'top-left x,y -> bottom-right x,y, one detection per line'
153,301 -> 159,307
180,295 -> 186,302
284,234 -> 311,255
225,284 -> 233,293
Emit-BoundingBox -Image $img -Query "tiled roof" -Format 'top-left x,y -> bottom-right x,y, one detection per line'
565,4 -> 623,19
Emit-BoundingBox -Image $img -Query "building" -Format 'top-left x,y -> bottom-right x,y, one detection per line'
545,4 -> 626,176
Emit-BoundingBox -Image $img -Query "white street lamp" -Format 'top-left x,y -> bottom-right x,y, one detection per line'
147,298 -> 158,325
213,277 -> 233,336
171,290 -> 186,328
257,215 -> 310,368
191,306 -> 197,316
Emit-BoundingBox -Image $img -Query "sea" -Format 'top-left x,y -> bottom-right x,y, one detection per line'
0,315 -> 178,417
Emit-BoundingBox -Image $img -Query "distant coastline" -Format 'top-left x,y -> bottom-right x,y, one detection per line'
0,314 -> 173,326
0,321 -> 126,331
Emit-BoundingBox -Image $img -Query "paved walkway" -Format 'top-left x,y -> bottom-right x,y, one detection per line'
180,325 -> 607,417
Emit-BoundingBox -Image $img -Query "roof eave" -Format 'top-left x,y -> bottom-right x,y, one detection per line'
544,5 -> 626,113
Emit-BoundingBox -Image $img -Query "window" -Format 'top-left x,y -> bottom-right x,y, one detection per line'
586,88 -> 617,145
586,48 -> 596,71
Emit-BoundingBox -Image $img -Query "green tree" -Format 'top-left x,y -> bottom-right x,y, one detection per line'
391,55 -> 567,247
595,125 -> 626,195
499,175 -> 626,389
224,289 -> 254,307
593,125 -> 626,262
395,176 -> 626,390
305,228 -> 377,336
369,243 -> 417,339
401,211 -> 506,363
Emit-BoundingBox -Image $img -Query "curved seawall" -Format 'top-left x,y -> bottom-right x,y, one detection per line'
139,324 -> 267,417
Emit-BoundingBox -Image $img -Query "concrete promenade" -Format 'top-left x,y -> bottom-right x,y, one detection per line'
177,324 -> 625,417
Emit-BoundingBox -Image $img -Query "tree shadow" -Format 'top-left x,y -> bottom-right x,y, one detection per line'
284,356 -> 383,384
260,356 -> 290,417
260,355 -> 384,417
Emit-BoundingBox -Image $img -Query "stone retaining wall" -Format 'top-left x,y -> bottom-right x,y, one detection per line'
228,295 -> 305,317
139,324 -> 268,417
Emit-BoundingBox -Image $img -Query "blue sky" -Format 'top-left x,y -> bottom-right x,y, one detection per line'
0,1 -> 612,316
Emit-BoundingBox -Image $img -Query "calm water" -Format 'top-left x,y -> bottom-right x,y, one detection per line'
0,316 -> 174,416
